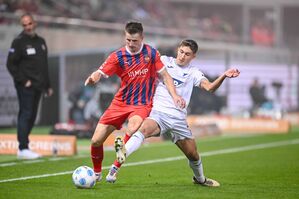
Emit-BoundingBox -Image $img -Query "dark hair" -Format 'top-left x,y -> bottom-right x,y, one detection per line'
178,39 -> 198,54
125,21 -> 143,35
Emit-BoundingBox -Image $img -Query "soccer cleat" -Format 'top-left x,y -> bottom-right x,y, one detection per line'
192,176 -> 220,187
17,149 -> 41,160
114,136 -> 126,164
106,165 -> 119,183
95,172 -> 102,182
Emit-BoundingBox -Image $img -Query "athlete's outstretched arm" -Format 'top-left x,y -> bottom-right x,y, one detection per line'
85,70 -> 102,86
159,69 -> 186,108
200,68 -> 240,92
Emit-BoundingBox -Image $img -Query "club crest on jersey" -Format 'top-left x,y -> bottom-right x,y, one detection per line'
144,56 -> 150,63
173,78 -> 184,87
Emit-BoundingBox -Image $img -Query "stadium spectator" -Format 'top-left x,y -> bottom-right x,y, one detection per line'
106,39 -> 240,186
84,21 -> 185,181
6,13 -> 53,159
249,77 -> 268,114
251,21 -> 274,46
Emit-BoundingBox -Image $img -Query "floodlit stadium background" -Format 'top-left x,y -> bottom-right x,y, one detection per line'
0,0 -> 298,130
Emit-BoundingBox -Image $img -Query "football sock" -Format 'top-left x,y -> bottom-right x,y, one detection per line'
125,130 -> 145,157
91,145 -> 103,173
123,133 -> 131,143
189,159 -> 205,183
113,160 -> 121,168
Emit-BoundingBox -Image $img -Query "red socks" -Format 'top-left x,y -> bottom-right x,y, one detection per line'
91,134 -> 131,172
123,133 -> 131,143
91,145 -> 103,173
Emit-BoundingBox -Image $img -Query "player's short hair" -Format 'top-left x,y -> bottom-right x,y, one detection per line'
179,39 -> 198,54
125,21 -> 143,35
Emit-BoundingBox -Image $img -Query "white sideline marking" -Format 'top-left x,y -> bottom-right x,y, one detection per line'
0,154 -> 88,168
0,139 -> 299,184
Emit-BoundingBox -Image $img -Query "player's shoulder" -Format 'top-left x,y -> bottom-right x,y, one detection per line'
189,65 -> 205,76
160,55 -> 174,64
143,44 -> 160,55
144,43 -> 157,50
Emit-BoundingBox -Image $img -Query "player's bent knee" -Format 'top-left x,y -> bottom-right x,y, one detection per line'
91,138 -> 102,147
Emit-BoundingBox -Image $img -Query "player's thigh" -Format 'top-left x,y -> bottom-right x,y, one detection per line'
175,138 -> 199,161
127,106 -> 151,134
91,123 -> 116,146
139,118 -> 160,138
127,115 -> 143,134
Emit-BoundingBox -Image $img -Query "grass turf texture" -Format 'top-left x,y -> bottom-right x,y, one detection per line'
0,126 -> 298,199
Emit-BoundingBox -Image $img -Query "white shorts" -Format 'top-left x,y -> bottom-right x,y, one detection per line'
148,110 -> 193,143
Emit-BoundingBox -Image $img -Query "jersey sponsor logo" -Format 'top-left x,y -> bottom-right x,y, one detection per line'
167,65 -> 173,68
173,78 -> 184,87
128,68 -> 149,78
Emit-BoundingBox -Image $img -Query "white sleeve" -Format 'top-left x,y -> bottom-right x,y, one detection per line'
192,69 -> 207,87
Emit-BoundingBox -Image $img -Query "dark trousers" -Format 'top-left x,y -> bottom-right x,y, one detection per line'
15,84 -> 42,150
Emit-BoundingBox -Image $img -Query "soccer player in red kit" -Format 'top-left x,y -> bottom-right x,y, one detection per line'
84,21 -> 185,182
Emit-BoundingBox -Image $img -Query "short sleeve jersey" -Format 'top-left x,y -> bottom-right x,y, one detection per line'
99,44 -> 165,106
152,55 -> 207,118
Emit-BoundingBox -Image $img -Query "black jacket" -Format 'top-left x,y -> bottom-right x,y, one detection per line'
6,31 -> 51,91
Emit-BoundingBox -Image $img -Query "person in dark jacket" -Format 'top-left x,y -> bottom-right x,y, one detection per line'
6,13 -> 53,159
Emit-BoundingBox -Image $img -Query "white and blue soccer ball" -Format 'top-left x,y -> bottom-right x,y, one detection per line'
72,166 -> 96,188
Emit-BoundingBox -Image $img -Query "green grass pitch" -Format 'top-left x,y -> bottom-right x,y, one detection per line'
0,126 -> 298,199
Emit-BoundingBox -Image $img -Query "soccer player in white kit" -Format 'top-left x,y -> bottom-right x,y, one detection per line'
108,39 -> 240,186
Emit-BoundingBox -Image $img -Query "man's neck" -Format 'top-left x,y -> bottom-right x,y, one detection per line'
125,43 -> 144,55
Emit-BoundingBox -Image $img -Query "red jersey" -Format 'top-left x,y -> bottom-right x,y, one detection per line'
99,44 -> 164,106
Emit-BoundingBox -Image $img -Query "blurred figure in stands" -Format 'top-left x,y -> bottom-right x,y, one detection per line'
249,77 -> 268,115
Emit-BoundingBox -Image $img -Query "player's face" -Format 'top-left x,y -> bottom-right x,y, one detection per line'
125,32 -> 143,53
176,46 -> 195,66
21,16 -> 36,36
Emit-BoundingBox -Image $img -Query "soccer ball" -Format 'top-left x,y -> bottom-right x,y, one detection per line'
72,166 -> 96,188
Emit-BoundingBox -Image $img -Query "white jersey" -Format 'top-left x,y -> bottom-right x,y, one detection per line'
152,56 -> 207,118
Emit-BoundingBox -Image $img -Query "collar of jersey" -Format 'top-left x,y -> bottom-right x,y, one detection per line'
125,43 -> 144,55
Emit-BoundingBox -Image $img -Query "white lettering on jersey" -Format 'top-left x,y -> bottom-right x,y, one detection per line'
128,68 -> 148,78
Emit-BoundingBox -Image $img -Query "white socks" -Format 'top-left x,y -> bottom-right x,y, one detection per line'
125,130 -> 145,157
189,159 -> 205,183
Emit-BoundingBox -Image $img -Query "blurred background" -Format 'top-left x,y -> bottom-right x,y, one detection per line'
0,0 -> 298,134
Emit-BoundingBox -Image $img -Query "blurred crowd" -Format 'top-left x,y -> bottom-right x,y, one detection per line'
1,0 -> 298,48
0,0 -> 238,42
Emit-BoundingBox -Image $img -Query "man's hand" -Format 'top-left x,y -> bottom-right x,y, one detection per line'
25,80 -> 32,87
174,95 -> 186,109
85,70 -> 101,86
225,68 -> 240,78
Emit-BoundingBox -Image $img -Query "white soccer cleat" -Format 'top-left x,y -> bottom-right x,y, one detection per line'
114,136 -> 126,164
106,165 -> 119,183
95,172 -> 102,182
192,176 -> 220,187
17,149 -> 41,160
